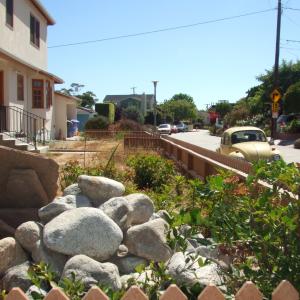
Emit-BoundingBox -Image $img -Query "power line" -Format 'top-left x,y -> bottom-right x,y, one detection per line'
48,7 -> 276,49
283,7 -> 300,11
286,39 -> 300,43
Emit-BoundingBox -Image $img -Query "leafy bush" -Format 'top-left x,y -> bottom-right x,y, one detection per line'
95,103 -> 115,124
126,154 -> 175,191
122,106 -> 144,124
285,119 -> 300,133
208,125 -> 216,135
112,119 -> 143,131
294,138 -> 300,149
84,116 -> 109,130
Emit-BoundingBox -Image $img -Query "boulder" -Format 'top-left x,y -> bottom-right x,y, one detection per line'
62,255 -> 121,290
125,194 -> 154,225
0,237 -> 28,275
124,219 -> 172,262
43,207 -> 123,261
99,197 -> 132,230
15,221 -> 42,252
1,261 -> 31,291
150,210 -> 171,222
167,252 -> 222,286
110,255 -> 148,274
32,240 -> 67,276
6,169 -> 49,208
78,176 -> 125,206
38,195 -> 91,223
63,183 -> 81,196
0,146 -> 59,206
0,219 -> 15,238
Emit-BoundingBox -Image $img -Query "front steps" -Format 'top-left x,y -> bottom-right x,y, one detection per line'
0,133 -> 48,153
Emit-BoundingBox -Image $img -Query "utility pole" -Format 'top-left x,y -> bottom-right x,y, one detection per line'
271,0 -> 282,139
152,81 -> 158,128
131,87 -> 137,94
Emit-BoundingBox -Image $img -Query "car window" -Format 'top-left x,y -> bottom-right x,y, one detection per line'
159,124 -> 169,128
231,130 -> 267,144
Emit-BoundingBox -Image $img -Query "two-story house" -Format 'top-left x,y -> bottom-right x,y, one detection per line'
0,0 -> 78,149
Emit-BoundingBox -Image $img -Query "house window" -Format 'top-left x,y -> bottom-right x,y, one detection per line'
17,74 -> 24,101
6,0 -> 13,28
32,79 -> 43,108
30,14 -> 40,48
46,80 -> 52,108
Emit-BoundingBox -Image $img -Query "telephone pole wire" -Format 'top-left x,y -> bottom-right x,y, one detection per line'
271,0 -> 282,139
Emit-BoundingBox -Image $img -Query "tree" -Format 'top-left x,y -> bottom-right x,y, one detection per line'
59,83 -> 85,96
284,81 -> 300,114
160,94 -> 197,122
77,91 -> 98,109
214,102 -> 232,118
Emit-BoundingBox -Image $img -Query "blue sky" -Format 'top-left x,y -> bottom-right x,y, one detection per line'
42,0 -> 300,110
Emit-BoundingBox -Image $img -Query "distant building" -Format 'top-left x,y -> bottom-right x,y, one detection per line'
103,93 -> 154,116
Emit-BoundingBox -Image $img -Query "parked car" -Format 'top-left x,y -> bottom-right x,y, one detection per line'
157,124 -> 172,135
216,126 -> 281,162
171,125 -> 178,134
176,122 -> 188,132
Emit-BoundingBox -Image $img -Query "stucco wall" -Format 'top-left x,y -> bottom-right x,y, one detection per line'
0,0 -> 48,70
0,58 -> 55,138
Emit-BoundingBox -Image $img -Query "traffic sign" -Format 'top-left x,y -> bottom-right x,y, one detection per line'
272,102 -> 279,119
271,89 -> 281,103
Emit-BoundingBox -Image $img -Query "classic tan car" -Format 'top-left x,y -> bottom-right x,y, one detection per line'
217,126 -> 281,162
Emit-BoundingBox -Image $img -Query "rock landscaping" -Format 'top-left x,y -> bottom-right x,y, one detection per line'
0,175 -> 223,293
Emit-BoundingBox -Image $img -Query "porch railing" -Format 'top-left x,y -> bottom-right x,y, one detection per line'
0,105 -> 46,150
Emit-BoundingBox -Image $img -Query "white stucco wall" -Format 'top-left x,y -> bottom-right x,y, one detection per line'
0,0 -> 48,70
54,94 -> 78,140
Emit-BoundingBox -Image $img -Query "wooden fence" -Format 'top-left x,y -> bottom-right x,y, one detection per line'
5,281 -> 299,300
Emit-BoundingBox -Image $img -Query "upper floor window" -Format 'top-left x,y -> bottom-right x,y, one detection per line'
32,79 -> 43,108
17,74 -> 24,101
6,0 -> 14,28
45,80 -> 52,108
30,14 -> 40,48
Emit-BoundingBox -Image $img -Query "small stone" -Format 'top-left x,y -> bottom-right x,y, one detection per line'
15,222 -> 43,252
78,175 -> 125,206
125,193 -> 154,225
62,255 -> 122,290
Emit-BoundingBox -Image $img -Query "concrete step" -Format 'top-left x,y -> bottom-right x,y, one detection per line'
0,133 -> 42,152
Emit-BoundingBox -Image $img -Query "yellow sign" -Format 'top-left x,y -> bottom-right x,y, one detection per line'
272,102 -> 279,113
271,89 -> 281,103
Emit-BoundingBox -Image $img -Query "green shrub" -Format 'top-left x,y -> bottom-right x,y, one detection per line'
294,138 -> 300,149
113,119 -> 143,131
286,119 -> 300,133
122,106 -> 144,124
85,116 -> 109,130
126,154 -> 175,191
95,103 -> 115,124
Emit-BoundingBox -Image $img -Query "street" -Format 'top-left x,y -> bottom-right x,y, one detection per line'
171,130 -> 300,164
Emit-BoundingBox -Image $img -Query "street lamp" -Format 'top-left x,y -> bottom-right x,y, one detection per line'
152,80 -> 158,128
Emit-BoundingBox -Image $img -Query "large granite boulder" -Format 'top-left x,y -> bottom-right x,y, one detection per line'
38,195 -> 91,223
43,207 -> 123,260
15,221 -> 42,252
125,193 -> 154,225
0,237 -> 28,275
124,219 -> 172,262
0,146 -> 59,206
110,255 -> 148,274
63,184 -> 81,196
62,255 -> 122,290
99,197 -> 132,230
78,176 -> 125,206
6,169 -> 49,208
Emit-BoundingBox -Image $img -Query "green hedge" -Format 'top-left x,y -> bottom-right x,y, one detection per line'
95,103 -> 115,124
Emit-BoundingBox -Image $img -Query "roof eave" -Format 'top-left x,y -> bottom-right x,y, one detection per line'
30,0 -> 56,25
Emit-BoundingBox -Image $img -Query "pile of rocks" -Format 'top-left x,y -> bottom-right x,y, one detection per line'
0,175 -> 223,294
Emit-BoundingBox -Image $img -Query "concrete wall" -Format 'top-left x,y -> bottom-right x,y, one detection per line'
0,0 -> 48,70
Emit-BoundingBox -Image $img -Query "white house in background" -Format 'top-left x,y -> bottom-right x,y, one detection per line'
0,0 -> 78,146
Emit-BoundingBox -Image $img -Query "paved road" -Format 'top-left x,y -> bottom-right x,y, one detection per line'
170,130 -> 300,164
